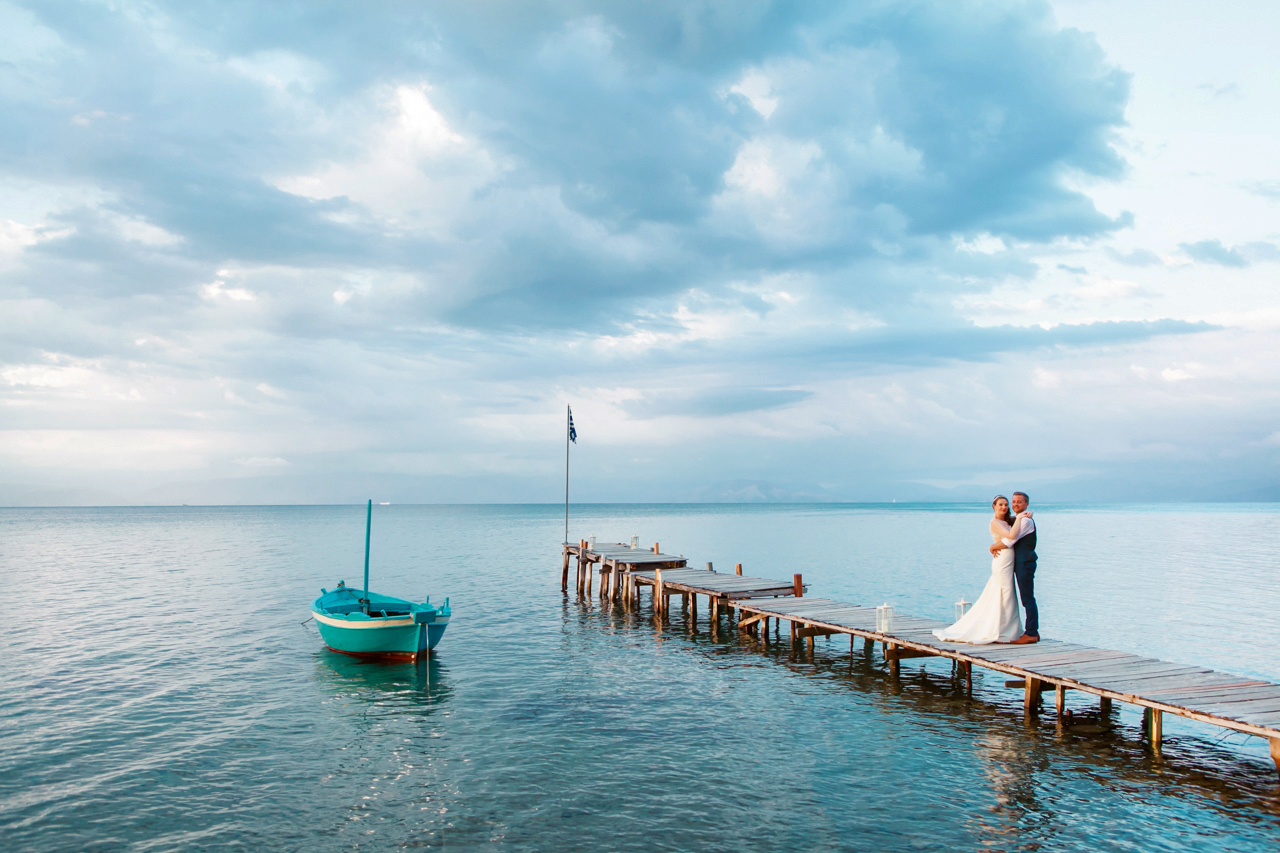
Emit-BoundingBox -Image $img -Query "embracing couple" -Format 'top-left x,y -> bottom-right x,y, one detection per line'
933,491 -> 1039,645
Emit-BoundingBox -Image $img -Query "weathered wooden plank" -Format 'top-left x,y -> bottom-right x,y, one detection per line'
1052,668 -> 1213,691
1027,657 -> 1172,677
1150,686 -> 1280,707
1123,679 -> 1276,702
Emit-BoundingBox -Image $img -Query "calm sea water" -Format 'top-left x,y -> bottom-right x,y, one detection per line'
3,503 -> 1280,851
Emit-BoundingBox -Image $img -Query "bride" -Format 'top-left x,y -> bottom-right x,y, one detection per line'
933,496 -> 1026,644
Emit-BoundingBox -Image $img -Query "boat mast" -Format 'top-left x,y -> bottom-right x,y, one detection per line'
363,498 -> 372,615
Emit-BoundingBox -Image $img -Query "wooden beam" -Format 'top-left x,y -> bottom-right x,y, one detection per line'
1006,679 -> 1055,692
797,625 -> 838,638
885,646 -> 938,661
737,612 -> 766,631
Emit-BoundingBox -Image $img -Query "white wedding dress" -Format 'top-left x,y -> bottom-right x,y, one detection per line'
933,519 -> 1023,644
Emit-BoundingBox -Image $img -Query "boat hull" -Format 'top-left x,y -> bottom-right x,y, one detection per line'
312,587 -> 450,661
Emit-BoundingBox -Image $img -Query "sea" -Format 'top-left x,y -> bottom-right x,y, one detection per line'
2,502 -> 1279,851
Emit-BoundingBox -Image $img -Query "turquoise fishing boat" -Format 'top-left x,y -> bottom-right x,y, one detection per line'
311,501 -> 451,661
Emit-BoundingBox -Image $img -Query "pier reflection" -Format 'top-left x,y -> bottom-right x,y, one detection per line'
313,651 -> 453,714
565,598 -> 1280,819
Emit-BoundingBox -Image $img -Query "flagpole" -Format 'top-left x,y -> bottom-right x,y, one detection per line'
564,405 -> 570,545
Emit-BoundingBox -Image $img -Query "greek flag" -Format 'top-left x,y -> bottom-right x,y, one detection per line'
568,408 -> 577,444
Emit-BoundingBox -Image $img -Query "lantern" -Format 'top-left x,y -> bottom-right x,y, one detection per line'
630,535 -> 639,549
955,598 -> 972,621
876,603 -> 895,633
589,535 -> 596,550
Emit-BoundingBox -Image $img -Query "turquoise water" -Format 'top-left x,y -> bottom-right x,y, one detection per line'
3,503 -> 1280,851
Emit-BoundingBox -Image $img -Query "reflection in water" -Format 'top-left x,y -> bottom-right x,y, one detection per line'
313,651 -> 453,713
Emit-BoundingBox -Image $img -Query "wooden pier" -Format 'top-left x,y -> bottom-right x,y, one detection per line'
562,540 -> 1280,776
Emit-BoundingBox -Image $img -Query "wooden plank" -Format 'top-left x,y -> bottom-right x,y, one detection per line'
1154,686 -> 1280,706
1028,658 -> 1177,678
1142,679 -> 1271,697
1186,699 -> 1280,719
1116,678 -> 1278,701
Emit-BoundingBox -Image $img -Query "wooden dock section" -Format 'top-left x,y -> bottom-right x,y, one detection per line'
560,541 -> 1280,776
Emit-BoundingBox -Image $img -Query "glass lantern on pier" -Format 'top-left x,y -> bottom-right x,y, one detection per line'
876,603 -> 895,633
955,598 -> 972,621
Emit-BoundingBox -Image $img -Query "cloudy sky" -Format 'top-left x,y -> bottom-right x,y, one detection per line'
2,0 -> 1278,505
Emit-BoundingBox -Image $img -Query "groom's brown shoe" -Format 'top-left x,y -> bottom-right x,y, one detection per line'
1011,634 -> 1039,644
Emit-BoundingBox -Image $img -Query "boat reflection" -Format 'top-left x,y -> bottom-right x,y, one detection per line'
313,650 -> 453,713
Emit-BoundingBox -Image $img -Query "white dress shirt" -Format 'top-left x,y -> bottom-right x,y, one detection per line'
1001,514 -> 1035,548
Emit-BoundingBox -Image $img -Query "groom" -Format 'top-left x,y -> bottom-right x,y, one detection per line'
990,490 -> 1038,644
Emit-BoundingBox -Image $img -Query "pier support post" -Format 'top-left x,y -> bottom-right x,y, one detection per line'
654,568 -> 664,619
1024,677 -> 1041,711
735,563 -> 743,576
1144,708 -> 1163,753
1270,738 -> 1280,778
1099,696 -> 1112,715
1056,685 -> 1067,717
793,574 -> 803,598
561,550 -> 570,590
887,643 -> 900,677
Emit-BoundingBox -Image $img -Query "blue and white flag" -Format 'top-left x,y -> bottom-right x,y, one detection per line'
568,407 -> 577,444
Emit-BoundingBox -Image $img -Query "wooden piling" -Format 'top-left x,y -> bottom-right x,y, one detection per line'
793,574 -> 803,598
1145,707 -> 1163,752
735,563 -> 742,576
561,550 -> 570,589
1056,684 -> 1067,716
654,568 -> 664,617
653,542 -> 660,554
1024,677 -> 1041,711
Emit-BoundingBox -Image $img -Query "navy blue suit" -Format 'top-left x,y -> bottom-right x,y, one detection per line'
1012,524 -> 1038,637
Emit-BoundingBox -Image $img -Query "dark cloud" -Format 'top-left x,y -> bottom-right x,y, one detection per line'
1180,239 -> 1247,267
1107,246 -> 1161,266
1,0 -> 1134,332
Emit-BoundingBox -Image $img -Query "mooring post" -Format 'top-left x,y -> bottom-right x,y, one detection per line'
561,549 -> 571,590
1145,707 -> 1163,753
653,542 -> 659,554
793,574 -> 803,598
654,568 -> 664,618
735,562 -> 742,576
706,561 -> 713,572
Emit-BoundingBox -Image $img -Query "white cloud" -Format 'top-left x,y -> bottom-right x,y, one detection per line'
236,456 -> 289,468
201,279 -> 256,301
727,69 -> 778,118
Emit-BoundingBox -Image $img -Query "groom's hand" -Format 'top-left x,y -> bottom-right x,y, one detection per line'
989,543 -> 1003,556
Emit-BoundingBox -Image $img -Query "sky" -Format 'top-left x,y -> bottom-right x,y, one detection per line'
2,0 -> 1278,505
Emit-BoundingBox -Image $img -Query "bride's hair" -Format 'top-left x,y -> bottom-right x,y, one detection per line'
991,495 -> 1014,527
